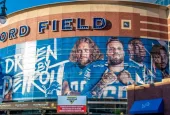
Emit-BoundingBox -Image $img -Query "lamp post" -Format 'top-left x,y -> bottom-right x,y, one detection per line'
0,0 -> 7,24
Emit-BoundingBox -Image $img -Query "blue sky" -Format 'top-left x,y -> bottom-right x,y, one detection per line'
5,0 -> 156,14
6,0 -> 73,14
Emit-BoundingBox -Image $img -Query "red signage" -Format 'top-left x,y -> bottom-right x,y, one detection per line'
57,105 -> 86,113
57,96 -> 87,114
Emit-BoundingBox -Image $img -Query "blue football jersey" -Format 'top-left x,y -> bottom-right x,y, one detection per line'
63,62 -> 90,92
101,64 -> 137,99
63,61 -> 106,93
101,80 -> 127,99
81,60 -> 107,95
82,62 -> 143,99
128,59 -> 157,84
152,68 -> 165,82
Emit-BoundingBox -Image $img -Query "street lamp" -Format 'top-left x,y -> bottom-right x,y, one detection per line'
0,0 -> 7,24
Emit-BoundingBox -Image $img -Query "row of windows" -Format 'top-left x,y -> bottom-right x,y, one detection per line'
0,43 -> 164,54
0,55 -> 154,64
0,53 -> 156,59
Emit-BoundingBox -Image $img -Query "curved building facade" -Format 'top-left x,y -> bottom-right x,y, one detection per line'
0,1 -> 169,114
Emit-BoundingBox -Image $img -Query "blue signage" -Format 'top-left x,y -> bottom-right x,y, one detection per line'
0,18 -> 107,42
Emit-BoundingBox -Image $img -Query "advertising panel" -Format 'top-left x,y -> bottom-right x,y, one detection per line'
0,102 -> 56,110
0,36 -> 168,101
57,96 -> 86,113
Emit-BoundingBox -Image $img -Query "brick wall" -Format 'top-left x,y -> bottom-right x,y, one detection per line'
127,78 -> 170,115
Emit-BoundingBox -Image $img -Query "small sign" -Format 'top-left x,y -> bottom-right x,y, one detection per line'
57,96 -> 86,114
121,20 -> 131,30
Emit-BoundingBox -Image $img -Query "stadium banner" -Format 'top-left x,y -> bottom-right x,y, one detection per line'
0,36 -> 168,101
0,102 -> 56,110
57,96 -> 86,113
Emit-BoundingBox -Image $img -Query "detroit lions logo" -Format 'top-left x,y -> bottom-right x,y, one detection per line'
42,80 -> 61,97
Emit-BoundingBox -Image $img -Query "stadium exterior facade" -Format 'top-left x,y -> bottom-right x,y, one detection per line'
0,0 -> 169,115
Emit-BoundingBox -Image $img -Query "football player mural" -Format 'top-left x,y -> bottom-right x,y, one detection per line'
151,45 -> 169,80
62,37 -> 104,96
0,36 -> 169,100
82,37 -> 136,98
128,38 -> 156,84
